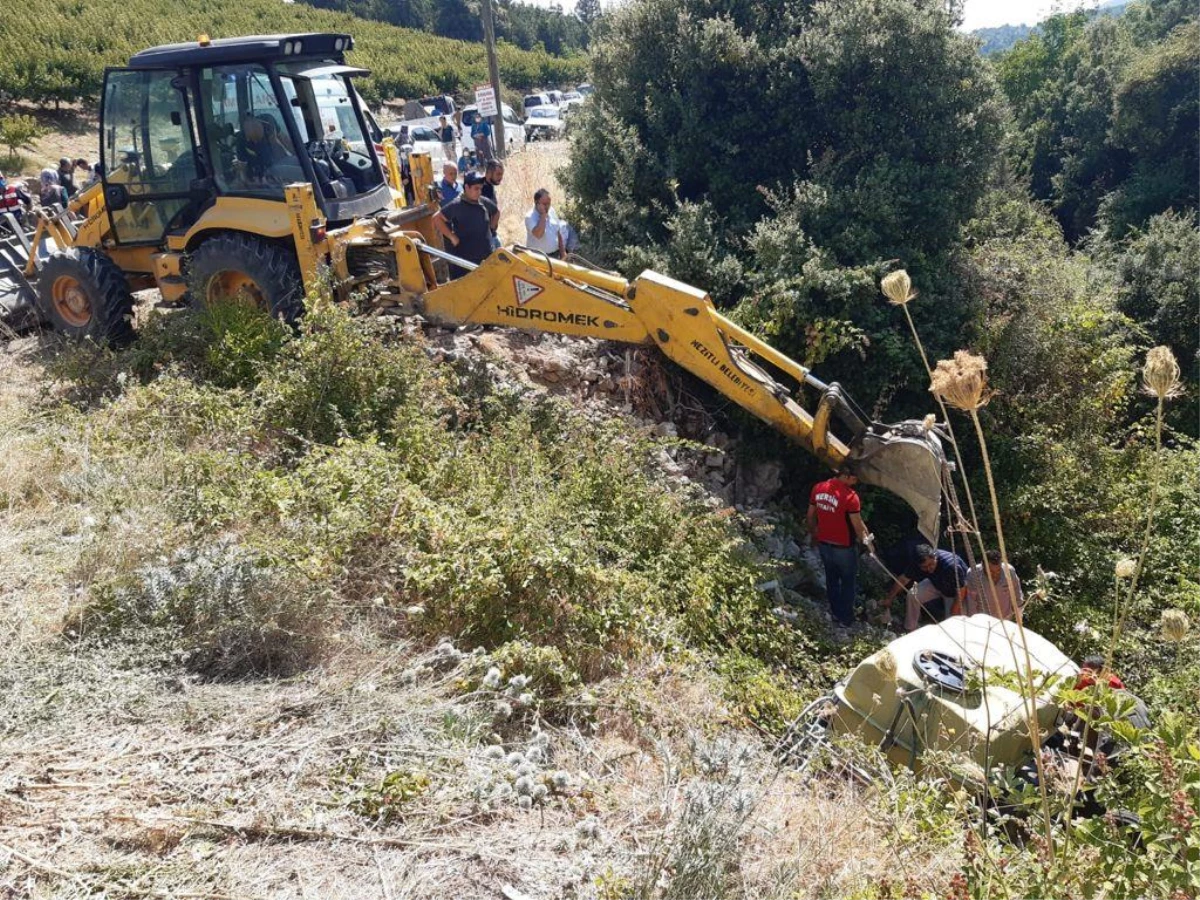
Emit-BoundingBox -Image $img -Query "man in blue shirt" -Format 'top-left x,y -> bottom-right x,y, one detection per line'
438,162 -> 461,208
883,543 -> 968,631
471,117 -> 493,162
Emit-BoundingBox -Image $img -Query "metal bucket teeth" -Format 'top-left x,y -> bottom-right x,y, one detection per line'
0,213 -> 41,330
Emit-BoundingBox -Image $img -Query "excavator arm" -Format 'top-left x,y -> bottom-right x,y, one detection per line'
383,237 -> 948,540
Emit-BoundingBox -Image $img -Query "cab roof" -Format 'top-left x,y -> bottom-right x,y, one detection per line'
126,33 -> 353,69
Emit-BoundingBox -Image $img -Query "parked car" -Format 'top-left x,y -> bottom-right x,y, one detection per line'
419,95 -> 456,117
546,89 -> 565,106
524,106 -> 566,141
559,91 -> 586,117
403,125 -> 455,164
461,103 -> 527,155
523,92 -> 553,113
577,83 -> 594,96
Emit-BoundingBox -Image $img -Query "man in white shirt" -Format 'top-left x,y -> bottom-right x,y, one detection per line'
965,549 -> 1025,620
524,188 -> 565,258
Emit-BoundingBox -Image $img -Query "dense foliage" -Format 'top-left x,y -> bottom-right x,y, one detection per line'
0,0 -> 587,106
995,1 -> 1198,241
565,0 -> 1198,718
300,0 -> 593,56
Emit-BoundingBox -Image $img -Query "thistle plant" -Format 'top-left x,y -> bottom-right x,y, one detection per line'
1106,347 -> 1185,658
1160,609 -> 1189,643
881,271 -> 990,582
929,349 -> 1054,850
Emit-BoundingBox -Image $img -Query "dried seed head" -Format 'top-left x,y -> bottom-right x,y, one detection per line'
1161,609 -> 1189,643
922,413 -> 937,432
876,649 -> 898,682
1114,558 -> 1137,579
1142,346 -> 1183,400
881,269 -> 917,306
930,351 -> 991,411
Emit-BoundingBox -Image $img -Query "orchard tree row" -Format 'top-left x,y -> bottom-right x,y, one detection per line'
0,0 -> 587,108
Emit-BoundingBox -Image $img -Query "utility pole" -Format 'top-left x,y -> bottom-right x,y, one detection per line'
480,0 -> 506,159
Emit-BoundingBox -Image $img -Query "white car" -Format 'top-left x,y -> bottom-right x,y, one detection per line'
558,91 -> 586,117
402,124 -> 456,165
461,103 -> 527,155
524,107 -> 566,141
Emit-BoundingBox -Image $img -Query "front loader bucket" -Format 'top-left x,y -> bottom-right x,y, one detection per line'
0,214 -> 40,330
851,421 -> 948,543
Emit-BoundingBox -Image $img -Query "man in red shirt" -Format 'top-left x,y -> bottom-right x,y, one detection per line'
807,469 -> 874,627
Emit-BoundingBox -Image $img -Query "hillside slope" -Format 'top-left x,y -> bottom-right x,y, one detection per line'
0,0 -> 586,105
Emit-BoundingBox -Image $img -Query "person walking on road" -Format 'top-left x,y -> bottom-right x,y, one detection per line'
807,469 -> 875,628
438,116 -> 456,162
471,116 -> 493,163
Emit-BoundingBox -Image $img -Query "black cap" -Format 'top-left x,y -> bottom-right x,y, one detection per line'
464,171 -> 486,186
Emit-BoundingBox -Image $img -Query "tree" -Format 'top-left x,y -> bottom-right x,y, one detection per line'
0,114 -> 42,165
563,0 -> 1004,421
1101,211 -> 1200,413
1102,21 -> 1199,237
575,0 -> 601,26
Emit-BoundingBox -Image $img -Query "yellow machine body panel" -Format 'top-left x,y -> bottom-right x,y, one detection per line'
166,197 -> 295,252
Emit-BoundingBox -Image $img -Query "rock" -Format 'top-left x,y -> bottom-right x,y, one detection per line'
653,422 -> 678,438
746,461 -> 784,504
705,454 -> 724,469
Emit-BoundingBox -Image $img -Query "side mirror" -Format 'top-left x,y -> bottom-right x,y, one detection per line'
105,184 -> 129,211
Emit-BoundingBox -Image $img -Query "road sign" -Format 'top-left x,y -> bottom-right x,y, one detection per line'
475,84 -> 498,117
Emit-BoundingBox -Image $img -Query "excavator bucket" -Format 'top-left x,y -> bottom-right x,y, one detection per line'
0,214 -> 40,330
850,421 -> 948,543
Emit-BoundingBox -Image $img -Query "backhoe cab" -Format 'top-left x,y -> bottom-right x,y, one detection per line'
0,32 -> 949,540
0,33 -> 407,339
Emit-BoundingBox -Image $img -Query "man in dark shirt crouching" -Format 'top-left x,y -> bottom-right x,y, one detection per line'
432,171 -> 499,279
883,543 -> 969,632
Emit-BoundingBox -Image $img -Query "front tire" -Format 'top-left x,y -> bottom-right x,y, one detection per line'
188,233 -> 304,324
36,249 -> 134,344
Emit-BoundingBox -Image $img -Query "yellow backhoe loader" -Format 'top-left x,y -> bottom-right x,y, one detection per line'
0,32 -> 947,539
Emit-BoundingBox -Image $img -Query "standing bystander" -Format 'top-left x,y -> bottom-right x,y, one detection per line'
57,158 -> 76,197
0,171 -> 33,228
438,116 -> 456,162
524,189 -> 564,258
471,116 -> 493,162
480,160 -> 504,249
438,162 -> 461,208
965,550 -> 1025,619
432,171 -> 498,278
807,469 -> 874,627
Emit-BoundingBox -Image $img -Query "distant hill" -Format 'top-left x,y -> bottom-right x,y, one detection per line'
973,22 -> 1038,55
971,1 -> 1129,55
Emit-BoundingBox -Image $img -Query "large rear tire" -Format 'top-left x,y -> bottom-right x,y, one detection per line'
36,249 -> 134,344
188,233 -> 304,324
